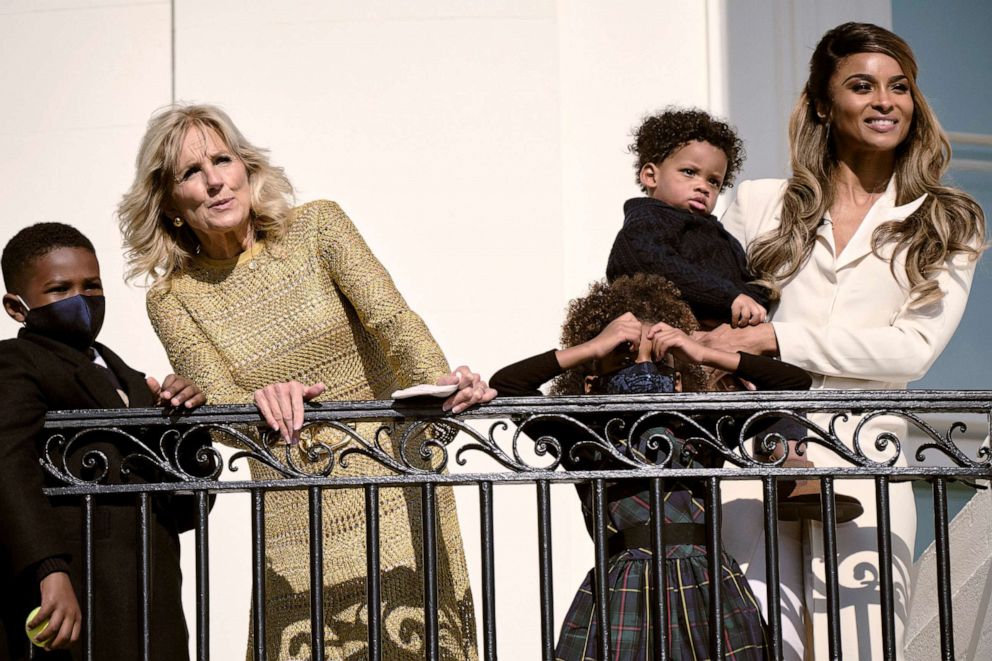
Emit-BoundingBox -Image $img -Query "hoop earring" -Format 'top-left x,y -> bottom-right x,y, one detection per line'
173,217 -> 184,227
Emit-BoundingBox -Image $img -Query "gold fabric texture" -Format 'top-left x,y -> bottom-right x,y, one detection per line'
148,200 -> 477,660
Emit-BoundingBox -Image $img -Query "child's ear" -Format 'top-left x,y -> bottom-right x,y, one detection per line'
583,375 -> 598,394
2,293 -> 27,324
639,163 -> 660,193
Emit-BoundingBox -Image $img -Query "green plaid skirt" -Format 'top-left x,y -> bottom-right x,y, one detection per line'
554,427 -> 768,660
554,544 -> 768,660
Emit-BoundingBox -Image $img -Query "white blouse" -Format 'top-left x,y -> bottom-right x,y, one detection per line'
721,178 -> 978,390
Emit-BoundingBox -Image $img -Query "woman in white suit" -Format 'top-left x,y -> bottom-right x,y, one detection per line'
705,22 -> 985,660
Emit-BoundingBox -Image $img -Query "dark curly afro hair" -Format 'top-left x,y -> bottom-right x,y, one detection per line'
550,273 -> 708,396
630,107 -> 745,193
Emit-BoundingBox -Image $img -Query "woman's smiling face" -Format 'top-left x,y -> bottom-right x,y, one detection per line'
824,51 -> 914,158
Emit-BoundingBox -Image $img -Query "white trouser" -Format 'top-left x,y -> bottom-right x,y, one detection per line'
722,413 -> 915,660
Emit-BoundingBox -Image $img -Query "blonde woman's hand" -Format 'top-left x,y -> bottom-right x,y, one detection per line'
439,366 -> 497,414
254,381 -> 327,444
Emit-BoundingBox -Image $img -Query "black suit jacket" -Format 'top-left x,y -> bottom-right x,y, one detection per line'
0,330 -> 203,661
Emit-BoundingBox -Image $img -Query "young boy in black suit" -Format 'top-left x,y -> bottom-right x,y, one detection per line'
0,223 -> 207,660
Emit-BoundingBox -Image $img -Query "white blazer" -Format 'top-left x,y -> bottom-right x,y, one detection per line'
721,178 -> 978,391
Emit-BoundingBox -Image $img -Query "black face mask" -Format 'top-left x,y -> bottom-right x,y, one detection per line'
21,294 -> 105,349
603,361 -> 676,395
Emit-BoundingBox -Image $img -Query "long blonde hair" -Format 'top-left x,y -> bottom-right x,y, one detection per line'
748,22 -> 984,306
118,104 -> 295,289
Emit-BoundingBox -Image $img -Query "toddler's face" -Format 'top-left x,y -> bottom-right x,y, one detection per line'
641,140 -> 728,216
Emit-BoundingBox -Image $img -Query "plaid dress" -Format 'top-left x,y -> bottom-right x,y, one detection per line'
554,428 -> 768,661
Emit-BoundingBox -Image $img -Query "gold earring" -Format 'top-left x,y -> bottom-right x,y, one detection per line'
173,217 -> 184,227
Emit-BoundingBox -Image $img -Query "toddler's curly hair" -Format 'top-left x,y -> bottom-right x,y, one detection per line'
630,107 -> 745,193
550,273 -> 707,396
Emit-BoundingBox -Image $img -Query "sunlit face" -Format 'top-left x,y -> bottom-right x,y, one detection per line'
168,126 -> 252,247
824,52 -> 914,158
640,140 -> 728,216
3,247 -> 103,323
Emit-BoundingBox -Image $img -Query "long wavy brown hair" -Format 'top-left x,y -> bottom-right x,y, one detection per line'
550,274 -> 707,396
747,22 -> 984,306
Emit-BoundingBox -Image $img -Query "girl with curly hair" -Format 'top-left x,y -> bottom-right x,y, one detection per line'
491,274 -> 810,660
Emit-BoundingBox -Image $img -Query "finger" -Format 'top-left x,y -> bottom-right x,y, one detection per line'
254,389 -> 281,433
275,385 -> 295,442
302,382 -> 326,400
170,384 -> 200,407
184,391 -> 207,408
159,374 -> 180,400
453,365 -> 477,386
444,383 -> 474,413
70,615 -> 81,643
145,376 -> 162,401
35,610 -> 61,645
29,604 -> 52,628
50,614 -> 75,650
435,372 -> 459,386
646,321 -> 672,338
619,322 -> 642,341
290,381 -> 305,433
445,388 -> 471,413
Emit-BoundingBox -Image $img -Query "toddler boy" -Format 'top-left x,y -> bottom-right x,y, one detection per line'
606,108 -> 770,329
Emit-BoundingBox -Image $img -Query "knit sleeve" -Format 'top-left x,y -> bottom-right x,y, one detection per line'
146,288 -> 256,405
312,201 -> 450,387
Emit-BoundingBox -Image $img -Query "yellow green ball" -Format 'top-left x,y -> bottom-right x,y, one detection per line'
25,606 -> 50,648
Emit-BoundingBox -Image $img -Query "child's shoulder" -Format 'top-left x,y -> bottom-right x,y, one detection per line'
0,333 -> 88,372
0,335 -> 46,361
0,336 -> 55,389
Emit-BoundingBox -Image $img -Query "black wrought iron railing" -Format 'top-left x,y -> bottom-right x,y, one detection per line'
38,390 -> 992,661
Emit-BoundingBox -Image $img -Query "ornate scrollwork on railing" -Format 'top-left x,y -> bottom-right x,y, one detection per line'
910,410 -> 992,468
42,425 -> 223,486
39,395 -> 992,486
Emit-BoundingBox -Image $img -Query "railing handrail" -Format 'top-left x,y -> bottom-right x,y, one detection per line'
42,388 -> 992,427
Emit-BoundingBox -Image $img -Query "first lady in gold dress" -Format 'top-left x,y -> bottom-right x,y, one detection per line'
118,103 -> 491,660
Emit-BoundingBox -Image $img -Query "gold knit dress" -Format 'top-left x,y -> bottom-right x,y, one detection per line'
147,200 -> 477,660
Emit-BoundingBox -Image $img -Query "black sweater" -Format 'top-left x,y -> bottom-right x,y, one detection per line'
606,198 -> 770,322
